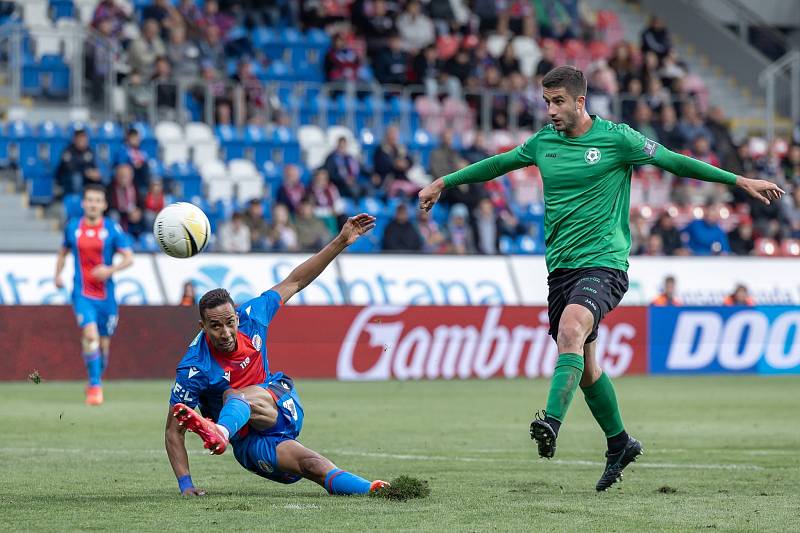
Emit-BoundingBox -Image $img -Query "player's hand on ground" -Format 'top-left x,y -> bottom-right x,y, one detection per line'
54,275 -> 64,289
90,265 -> 113,281
181,487 -> 206,497
339,213 -> 377,246
418,179 -> 445,212
736,176 -> 785,205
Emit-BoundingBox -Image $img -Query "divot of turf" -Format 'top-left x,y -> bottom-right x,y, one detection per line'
370,476 -> 430,501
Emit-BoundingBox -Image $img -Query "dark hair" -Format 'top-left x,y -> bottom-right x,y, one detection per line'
83,183 -> 107,198
126,127 -> 139,137
665,275 -> 675,284
198,288 -> 234,320
542,66 -> 587,98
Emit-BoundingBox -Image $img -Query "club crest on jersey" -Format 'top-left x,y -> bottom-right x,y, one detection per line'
252,334 -> 262,351
584,147 -> 601,165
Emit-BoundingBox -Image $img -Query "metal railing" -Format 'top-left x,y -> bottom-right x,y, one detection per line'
759,49 -> 800,141
0,22 -> 116,116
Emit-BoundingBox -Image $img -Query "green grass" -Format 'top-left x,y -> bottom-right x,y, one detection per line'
1,376 -> 799,532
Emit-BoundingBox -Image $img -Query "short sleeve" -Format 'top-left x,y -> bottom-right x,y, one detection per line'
169,366 -> 206,408
617,123 -> 661,166
239,289 -> 282,326
512,130 -> 542,167
112,221 -> 133,251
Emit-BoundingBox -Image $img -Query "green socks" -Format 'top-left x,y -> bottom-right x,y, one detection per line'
581,372 -> 625,438
544,353 -> 585,423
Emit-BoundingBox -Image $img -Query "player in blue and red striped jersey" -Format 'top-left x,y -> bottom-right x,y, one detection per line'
55,183 -> 134,405
165,213 -> 390,497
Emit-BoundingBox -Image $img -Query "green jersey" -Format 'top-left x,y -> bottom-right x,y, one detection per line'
442,115 -> 737,272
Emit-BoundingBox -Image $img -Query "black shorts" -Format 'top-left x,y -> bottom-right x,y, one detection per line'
547,267 -> 629,343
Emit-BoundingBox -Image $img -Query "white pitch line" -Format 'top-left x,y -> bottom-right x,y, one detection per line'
1,447 -> 766,471
327,450 -> 765,471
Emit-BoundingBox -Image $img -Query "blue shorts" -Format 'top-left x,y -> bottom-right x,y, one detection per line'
72,294 -> 118,337
231,373 -> 305,484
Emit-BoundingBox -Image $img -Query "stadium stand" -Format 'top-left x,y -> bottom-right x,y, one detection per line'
0,0 -> 798,256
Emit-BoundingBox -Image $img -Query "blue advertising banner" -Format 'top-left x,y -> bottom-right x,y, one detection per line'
649,307 -> 800,375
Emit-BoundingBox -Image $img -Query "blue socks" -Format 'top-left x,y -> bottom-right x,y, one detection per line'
216,395 -> 251,437
83,350 -> 102,386
324,468 -> 371,495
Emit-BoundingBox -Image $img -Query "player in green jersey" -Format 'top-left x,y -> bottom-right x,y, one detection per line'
418,66 -> 784,491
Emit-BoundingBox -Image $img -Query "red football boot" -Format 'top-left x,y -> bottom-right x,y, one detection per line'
369,480 -> 390,493
172,403 -> 228,455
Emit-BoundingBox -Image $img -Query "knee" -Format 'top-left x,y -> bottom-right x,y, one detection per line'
557,320 -> 589,351
81,333 -> 100,353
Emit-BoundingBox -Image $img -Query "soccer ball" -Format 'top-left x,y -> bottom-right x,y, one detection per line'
153,202 -> 211,258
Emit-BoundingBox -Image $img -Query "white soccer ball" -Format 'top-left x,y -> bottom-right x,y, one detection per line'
153,202 -> 211,258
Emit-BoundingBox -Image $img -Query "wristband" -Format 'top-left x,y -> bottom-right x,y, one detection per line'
177,474 -> 194,493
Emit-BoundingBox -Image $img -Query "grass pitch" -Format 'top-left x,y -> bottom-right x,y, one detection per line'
1,376 -> 798,532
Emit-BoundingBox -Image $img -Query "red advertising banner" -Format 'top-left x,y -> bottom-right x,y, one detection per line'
0,306 -> 648,381
269,306 -> 648,380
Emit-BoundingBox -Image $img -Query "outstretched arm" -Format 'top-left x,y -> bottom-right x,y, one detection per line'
165,407 -> 205,496
271,213 -> 376,303
54,247 -> 69,289
419,149 -> 532,211
651,148 -> 785,205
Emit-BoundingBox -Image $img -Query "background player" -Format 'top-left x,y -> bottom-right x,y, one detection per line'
55,183 -> 134,405
165,213 -> 390,497
418,66 -> 784,491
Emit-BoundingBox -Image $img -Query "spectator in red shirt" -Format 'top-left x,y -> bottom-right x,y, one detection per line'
325,33 -> 361,82
143,178 -> 168,227
109,164 -> 139,229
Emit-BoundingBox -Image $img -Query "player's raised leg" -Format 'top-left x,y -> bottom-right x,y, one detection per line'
81,322 -> 104,405
174,388 -> 252,454
580,341 -> 643,491
276,440 -> 388,495
530,303 -> 592,458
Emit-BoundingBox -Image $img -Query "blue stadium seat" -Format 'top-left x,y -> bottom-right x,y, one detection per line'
146,157 -> 162,175
517,235 -> 543,255
5,120 -> 35,164
93,121 -> 123,166
22,61 -> 41,96
264,60 -> 291,82
244,125 -> 271,166
132,122 -> 158,158
216,125 -> 245,161
499,235 -> 516,255
63,193 -> 83,219
271,127 -> 300,165
35,120 -> 66,167
49,0 -> 75,20
261,160 -> 283,182
40,54 -> 70,98
28,175 -> 54,205
165,162 -> 202,199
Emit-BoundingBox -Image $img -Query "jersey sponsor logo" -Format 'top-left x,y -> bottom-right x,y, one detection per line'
545,152 -> 558,158
584,148 -> 601,165
188,367 -> 200,379
172,381 -> 194,403
643,139 -> 658,157
252,333 -> 262,351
